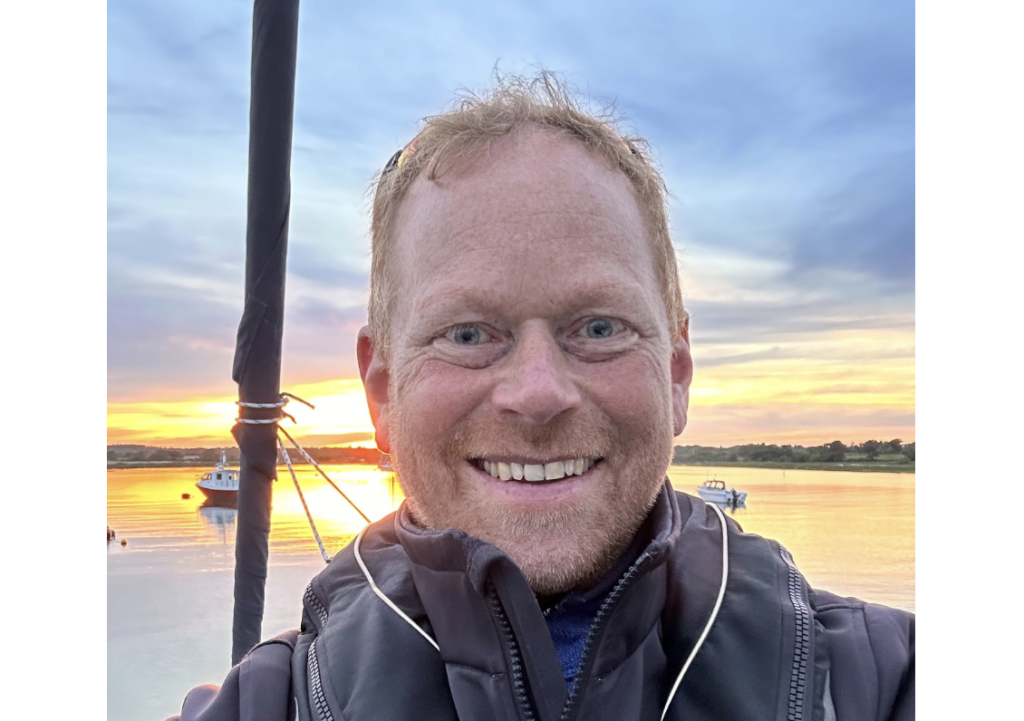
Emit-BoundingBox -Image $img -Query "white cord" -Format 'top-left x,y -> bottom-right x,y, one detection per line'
353,528 -> 440,652
661,502 -> 729,721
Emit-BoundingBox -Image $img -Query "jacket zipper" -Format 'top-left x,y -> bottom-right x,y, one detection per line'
304,583 -> 329,629
559,552 -> 652,721
488,581 -> 537,721
778,545 -> 811,721
303,583 -> 333,721
307,637 -> 335,721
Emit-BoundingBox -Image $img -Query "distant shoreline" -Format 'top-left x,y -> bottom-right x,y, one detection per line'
108,440 -> 915,474
107,459 -> 914,473
106,460 -> 379,470
671,460 -> 914,474
106,444 -> 383,469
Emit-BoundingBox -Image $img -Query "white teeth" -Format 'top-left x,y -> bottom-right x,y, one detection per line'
544,461 -> 566,480
524,464 -> 546,481
479,457 -> 598,481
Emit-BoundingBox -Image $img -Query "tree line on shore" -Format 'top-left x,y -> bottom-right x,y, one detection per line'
672,439 -> 914,466
110,439 -> 913,468
107,444 -> 383,465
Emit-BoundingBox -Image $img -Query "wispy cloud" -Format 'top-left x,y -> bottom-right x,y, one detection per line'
108,0 -> 913,444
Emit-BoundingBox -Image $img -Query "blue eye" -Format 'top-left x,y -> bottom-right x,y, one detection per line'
582,318 -> 618,339
447,325 -> 489,345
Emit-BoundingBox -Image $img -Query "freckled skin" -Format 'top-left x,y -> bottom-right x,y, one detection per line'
358,129 -> 693,594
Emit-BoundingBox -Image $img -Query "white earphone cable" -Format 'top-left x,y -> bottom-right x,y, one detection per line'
661,502 -> 729,720
353,528 -> 441,652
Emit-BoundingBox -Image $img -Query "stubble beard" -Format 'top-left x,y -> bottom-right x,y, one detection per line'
389,399 -> 674,595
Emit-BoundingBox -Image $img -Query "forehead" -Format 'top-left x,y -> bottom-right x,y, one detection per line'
390,131 -> 662,321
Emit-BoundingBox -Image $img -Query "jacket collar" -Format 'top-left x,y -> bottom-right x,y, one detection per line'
393,480 -> 687,599
385,481 -> 684,721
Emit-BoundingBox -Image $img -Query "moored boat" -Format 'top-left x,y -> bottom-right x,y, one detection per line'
195,452 -> 239,505
696,479 -> 747,505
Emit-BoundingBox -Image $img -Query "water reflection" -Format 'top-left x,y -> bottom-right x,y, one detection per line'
198,494 -> 238,509
108,463 -> 913,721
708,498 -> 747,515
198,503 -> 238,545
666,465 -> 914,611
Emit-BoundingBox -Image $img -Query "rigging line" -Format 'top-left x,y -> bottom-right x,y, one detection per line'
278,436 -> 330,565
277,425 -> 373,524
280,392 -> 315,409
661,502 -> 730,721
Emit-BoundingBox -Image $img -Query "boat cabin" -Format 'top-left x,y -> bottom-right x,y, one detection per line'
199,469 -> 239,489
700,480 -> 727,490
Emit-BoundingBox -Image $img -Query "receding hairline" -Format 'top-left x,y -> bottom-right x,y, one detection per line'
368,74 -> 685,364
392,125 -> 655,247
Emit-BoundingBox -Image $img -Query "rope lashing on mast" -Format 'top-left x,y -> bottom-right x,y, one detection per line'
235,392 -> 373,561
234,391 -> 313,425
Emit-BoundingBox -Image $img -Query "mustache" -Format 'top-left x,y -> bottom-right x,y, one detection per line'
442,413 -> 614,461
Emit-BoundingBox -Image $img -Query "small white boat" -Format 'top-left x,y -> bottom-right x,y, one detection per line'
696,479 -> 747,505
195,452 -> 239,505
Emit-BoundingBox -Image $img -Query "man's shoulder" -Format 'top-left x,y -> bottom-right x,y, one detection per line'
811,589 -> 915,721
811,587 -> 915,662
165,630 -> 299,721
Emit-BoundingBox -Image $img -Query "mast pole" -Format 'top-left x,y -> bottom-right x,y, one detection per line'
230,0 -> 301,665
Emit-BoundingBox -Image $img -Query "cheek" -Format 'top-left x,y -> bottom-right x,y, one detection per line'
581,353 -> 672,428
394,358 -> 492,436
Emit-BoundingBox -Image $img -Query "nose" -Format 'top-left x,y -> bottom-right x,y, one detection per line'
491,322 -> 582,425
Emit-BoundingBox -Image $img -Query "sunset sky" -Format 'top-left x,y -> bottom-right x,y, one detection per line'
107,0 -> 914,449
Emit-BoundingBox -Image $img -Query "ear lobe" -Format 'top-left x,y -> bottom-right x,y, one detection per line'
357,326 -> 392,453
670,318 -> 693,437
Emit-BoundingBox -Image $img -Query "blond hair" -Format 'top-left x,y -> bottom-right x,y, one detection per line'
368,72 -> 684,363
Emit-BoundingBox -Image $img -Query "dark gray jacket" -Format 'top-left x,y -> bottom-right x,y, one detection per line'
171,483 -> 914,721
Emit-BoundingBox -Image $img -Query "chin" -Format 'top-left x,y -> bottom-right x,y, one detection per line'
408,470 -> 661,595
392,404 -> 675,593
508,540 -> 622,595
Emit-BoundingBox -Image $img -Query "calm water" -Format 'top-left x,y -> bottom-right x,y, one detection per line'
107,464 -> 914,721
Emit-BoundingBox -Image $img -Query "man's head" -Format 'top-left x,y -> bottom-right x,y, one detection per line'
358,74 -> 692,594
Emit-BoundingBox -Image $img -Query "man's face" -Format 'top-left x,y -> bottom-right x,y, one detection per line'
359,129 -> 692,594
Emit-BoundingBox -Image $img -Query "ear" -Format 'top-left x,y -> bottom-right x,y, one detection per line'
357,326 -> 392,453
670,316 -> 693,437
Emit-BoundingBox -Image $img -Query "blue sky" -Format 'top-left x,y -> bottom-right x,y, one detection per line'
108,0 -> 914,444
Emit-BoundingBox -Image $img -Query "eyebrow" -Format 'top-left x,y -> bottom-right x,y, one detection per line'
412,276 -> 658,326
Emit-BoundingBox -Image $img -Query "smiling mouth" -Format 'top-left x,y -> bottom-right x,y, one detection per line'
471,457 -> 602,482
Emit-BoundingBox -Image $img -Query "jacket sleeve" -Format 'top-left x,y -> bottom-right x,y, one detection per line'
812,591 -> 914,721
165,629 -> 300,721
864,602 -> 914,721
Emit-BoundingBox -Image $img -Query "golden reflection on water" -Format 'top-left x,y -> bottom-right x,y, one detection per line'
107,464 -> 404,559
107,463 -> 912,609
667,466 -> 914,610
108,463 -> 912,721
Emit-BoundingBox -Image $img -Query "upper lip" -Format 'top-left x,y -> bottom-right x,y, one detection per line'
470,454 -> 600,465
